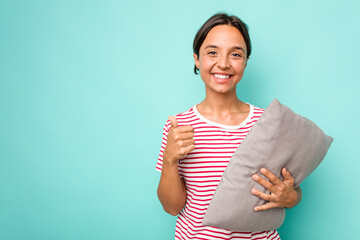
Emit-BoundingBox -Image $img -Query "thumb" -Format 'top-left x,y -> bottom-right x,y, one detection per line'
168,115 -> 178,128
282,168 -> 295,183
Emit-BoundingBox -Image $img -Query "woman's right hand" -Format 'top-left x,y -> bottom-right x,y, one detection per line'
158,116 -> 193,215
163,116 -> 195,164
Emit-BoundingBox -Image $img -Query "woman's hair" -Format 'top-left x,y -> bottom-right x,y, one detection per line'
193,13 -> 252,74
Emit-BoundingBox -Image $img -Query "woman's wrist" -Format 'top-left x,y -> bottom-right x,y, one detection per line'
162,154 -> 179,168
286,187 -> 302,209
163,151 -> 179,165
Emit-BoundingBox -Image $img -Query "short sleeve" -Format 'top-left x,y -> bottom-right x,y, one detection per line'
155,120 -> 171,173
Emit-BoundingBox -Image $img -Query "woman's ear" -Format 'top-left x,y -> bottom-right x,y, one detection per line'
245,57 -> 250,68
193,53 -> 200,69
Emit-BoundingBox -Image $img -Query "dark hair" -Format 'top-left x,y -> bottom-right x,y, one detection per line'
193,13 -> 252,74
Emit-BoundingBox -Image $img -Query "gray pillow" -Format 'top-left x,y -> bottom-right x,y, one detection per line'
202,99 -> 333,231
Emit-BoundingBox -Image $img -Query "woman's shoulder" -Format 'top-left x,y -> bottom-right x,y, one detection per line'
251,104 -> 265,114
163,106 -> 197,129
175,106 -> 196,117
245,102 -> 266,122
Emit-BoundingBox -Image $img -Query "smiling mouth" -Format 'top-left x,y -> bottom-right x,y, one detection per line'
213,74 -> 232,79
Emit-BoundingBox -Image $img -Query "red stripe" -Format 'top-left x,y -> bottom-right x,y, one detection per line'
186,183 -> 218,188
195,138 -> 246,141
181,165 -> 228,169
187,187 -> 216,193
183,156 -> 231,160
270,232 -> 280,240
179,170 -> 224,175
184,179 -> 220,183
179,160 -> 229,164
188,151 -> 234,156
195,142 -> 243,145
267,231 -> 276,239
251,231 -> 267,237
192,146 -> 238,149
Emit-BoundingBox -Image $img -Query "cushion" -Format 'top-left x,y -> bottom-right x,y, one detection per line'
202,99 -> 334,231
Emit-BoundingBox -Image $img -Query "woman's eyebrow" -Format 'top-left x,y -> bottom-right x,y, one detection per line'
204,45 -> 245,53
234,46 -> 245,53
204,45 -> 218,49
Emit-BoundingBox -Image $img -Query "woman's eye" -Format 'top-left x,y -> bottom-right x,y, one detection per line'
232,53 -> 243,57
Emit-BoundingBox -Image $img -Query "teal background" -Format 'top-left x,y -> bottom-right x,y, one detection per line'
1,0 -> 359,239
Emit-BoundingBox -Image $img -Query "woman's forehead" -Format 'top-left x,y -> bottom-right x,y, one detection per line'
202,25 -> 246,49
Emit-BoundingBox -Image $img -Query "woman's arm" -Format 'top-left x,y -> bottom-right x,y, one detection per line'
157,116 -> 195,216
157,157 -> 187,216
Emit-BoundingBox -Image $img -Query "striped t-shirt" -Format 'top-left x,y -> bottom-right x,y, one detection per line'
156,103 -> 281,240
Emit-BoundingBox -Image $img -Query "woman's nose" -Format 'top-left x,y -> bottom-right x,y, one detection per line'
217,55 -> 230,69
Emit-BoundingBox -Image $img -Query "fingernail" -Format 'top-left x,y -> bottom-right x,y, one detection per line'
254,207 -> 259,211
251,189 -> 256,194
260,168 -> 266,173
252,174 -> 259,180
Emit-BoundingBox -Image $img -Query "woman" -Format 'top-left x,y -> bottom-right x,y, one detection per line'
156,13 -> 302,240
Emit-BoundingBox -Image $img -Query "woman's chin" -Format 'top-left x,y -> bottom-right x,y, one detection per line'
205,85 -> 237,95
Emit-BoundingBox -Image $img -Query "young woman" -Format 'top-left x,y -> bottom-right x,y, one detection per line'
156,13 -> 302,240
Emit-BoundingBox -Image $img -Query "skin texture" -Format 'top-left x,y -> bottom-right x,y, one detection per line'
157,24 -> 301,216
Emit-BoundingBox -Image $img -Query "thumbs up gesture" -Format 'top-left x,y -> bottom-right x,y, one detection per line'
163,116 -> 195,164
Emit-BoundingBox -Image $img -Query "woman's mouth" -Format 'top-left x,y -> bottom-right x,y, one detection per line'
212,73 -> 233,83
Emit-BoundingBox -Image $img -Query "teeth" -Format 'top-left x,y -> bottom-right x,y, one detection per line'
214,74 -> 230,79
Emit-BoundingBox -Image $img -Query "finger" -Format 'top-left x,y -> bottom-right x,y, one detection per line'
176,125 -> 194,133
260,168 -> 283,187
252,174 -> 278,193
184,144 -> 195,153
175,132 -> 194,140
168,116 -> 178,128
282,168 -> 295,184
179,144 -> 195,157
251,188 -> 275,202
181,138 -> 195,147
254,202 -> 279,212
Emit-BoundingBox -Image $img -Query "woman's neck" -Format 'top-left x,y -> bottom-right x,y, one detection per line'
198,88 -> 246,115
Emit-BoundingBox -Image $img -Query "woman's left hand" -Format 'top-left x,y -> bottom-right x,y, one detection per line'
251,167 -> 301,211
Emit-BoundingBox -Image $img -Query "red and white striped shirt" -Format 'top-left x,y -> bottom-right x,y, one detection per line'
156,103 -> 281,240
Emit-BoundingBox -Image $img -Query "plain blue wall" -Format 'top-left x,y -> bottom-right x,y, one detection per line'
1,0 -> 359,239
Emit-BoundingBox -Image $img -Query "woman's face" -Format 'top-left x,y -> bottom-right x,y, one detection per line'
194,24 -> 248,94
